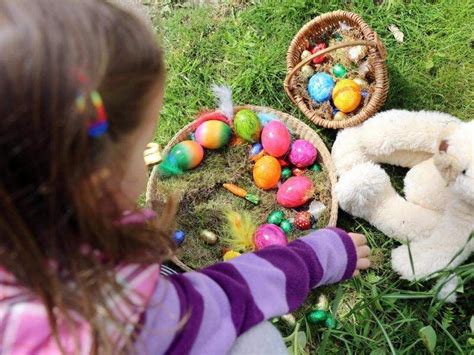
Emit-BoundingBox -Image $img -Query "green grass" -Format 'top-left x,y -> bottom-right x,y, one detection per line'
146,0 -> 473,353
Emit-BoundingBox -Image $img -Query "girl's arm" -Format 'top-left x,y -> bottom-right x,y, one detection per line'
135,228 -> 356,354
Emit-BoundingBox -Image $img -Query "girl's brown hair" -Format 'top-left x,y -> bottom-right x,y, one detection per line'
0,0 -> 175,352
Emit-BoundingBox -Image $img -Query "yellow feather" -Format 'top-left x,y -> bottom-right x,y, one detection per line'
222,210 -> 257,252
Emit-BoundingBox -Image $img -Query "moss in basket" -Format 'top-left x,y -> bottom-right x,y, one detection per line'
154,144 -> 332,269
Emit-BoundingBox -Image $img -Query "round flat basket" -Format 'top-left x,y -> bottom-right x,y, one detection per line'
284,10 -> 388,129
146,105 -> 339,271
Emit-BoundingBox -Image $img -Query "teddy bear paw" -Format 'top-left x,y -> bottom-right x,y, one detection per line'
391,244 -> 439,280
336,162 -> 391,219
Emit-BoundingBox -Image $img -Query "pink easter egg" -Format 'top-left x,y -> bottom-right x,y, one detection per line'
253,224 -> 288,250
289,139 -> 318,168
277,176 -> 314,208
261,121 -> 291,158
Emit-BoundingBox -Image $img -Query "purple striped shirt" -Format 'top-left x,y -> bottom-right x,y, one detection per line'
135,228 -> 356,354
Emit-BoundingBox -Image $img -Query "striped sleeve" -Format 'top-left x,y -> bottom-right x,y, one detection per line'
134,228 -> 356,354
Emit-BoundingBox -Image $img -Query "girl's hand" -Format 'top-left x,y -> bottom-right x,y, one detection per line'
349,233 -> 371,276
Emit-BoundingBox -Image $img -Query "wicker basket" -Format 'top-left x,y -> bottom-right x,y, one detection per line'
146,105 -> 339,271
284,10 -> 388,129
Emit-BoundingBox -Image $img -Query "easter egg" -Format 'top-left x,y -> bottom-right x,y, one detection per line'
223,250 -> 241,261
295,211 -> 313,230
325,314 -> 337,329
301,49 -> 312,61
332,63 -> 347,78
311,43 -> 327,64
334,111 -> 348,121
267,210 -> 285,225
308,73 -> 335,103
249,143 -> 263,157
281,314 -> 296,327
200,230 -> 218,245
281,167 -> 292,180
195,111 -> 229,125
169,140 -> 204,170
195,120 -> 232,149
289,139 -> 318,168
292,167 -> 306,176
233,109 -> 261,142
261,121 -> 291,158
332,79 -> 362,113
353,77 -> 368,90
277,176 -> 314,208
253,156 -> 281,190
307,309 -> 328,324
173,230 -> 185,245
253,224 -> 288,250
309,163 -> 321,172
301,65 -> 315,79
280,219 -> 293,234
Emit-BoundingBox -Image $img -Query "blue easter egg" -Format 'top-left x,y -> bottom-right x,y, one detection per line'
173,230 -> 186,245
361,90 -> 369,99
308,73 -> 335,103
257,112 -> 277,126
249,143 -> 263,157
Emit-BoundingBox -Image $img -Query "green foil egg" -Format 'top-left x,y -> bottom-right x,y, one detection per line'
325,314 -> 337,329
233,109 -> 261,142
267,210 -> 285,225
332,63 -> 347,78
281,167 -> 292,180
280,219 -> 293,234
307,309 -> 328,324
309,163 -> 321,172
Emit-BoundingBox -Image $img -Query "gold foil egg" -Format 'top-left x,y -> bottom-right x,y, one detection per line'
200,230 -> 218,245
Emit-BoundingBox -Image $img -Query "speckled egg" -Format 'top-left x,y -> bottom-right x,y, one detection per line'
261,121 -> 291,158
253,224 -> 288,250
332,79 -> 362,113
308,73 -> 335,103
233,109 -> 261,142
294,211 -> 313,230
168,140 -> 204,170
289,139 -> 318,168
195,120 -> 232,149
277,176 -> 314,208
253,155 -> 281,190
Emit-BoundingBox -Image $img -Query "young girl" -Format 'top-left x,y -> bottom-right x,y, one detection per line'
0,0 -> 370,353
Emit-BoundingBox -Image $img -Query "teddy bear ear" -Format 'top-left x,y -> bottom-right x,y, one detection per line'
439,139 -> 449,153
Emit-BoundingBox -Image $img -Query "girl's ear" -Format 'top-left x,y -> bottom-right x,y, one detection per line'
433,126 -> 462,184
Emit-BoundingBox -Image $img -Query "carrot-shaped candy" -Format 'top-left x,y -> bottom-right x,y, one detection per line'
223,183 -> 259,205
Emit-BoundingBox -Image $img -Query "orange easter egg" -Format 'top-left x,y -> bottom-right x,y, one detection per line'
332,79 -> 362,113
253,156 -> 281,190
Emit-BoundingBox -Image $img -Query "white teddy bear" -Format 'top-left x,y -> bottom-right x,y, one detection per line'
332,110 -> 473,294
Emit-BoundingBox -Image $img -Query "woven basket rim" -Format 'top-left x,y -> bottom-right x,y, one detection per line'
145,105 -> 339,271
284,10 -> 389,129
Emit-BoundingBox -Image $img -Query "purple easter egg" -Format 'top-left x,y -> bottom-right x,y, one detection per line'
289,139 -> 318,168
253,224 -> 288,250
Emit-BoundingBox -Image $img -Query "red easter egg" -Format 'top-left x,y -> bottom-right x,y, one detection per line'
311,43 -> 327,64
295,211 -> 312,230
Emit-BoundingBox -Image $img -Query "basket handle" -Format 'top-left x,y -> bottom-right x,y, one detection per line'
284,38 -> 386,103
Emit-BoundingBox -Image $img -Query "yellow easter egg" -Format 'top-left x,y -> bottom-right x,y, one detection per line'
332,79 -> 362,113
223,250 -> 241,261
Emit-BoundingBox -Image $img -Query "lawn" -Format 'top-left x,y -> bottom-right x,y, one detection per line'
145,0 -> 473,353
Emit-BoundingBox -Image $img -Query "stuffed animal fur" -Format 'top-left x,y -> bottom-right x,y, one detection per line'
332,110 -> 473,297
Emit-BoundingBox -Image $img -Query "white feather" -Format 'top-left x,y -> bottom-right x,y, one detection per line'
211,84 -> 234,120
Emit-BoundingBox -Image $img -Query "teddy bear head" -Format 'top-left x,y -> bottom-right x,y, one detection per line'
433,121 -> 474,206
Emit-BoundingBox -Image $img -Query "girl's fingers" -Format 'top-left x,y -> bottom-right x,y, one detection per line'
352,269 -> 360,277
349,233 -> 367,246
356,258 -> 371,270
357,245 -> 371,258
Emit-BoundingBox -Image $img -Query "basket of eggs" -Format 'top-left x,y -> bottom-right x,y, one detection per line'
146,90 -> 339,271
284,10 -> 389,129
